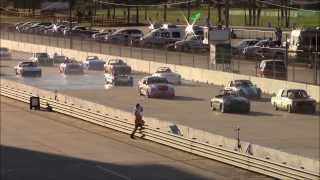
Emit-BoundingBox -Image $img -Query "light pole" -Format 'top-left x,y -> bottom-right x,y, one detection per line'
69,0 -> 74,49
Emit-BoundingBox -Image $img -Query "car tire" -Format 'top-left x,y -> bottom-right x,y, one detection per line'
138,88 -> 142,96
210,102 -> 215,111
274,103 -> 279,111
287,105 -> 293,113
220,104 -> 225,113
146,90 -> 151,98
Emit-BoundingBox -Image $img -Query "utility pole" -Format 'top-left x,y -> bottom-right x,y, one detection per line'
164,1 -> 167,22
69,0 -> 74,49
207,0 -> 211,27
225,0 -> 230,28
187,1 -> 191,22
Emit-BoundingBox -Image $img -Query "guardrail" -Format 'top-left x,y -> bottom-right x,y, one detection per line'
1,79 -> 319,180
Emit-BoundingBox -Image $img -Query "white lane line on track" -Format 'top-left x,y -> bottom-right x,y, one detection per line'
96,165 -> 132,180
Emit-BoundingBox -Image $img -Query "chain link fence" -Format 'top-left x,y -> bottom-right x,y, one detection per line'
1,30 -> 319,85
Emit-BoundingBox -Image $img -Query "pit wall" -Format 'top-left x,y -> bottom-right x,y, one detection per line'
1,78 -> 319,175
2,39 -> 319,102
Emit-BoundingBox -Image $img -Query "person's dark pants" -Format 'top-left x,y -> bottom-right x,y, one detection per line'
131,123 -> 143,138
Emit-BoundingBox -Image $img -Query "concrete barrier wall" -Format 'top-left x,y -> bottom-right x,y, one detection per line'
1,78 -> 319,174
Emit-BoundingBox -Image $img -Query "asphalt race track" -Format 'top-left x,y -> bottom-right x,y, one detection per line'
1,51 -> 319,160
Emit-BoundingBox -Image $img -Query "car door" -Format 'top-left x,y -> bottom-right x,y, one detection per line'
280,90 -> 289,110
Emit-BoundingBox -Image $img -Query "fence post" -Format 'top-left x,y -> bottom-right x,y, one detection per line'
141,47 -> 143,60
165,48 -> 168,64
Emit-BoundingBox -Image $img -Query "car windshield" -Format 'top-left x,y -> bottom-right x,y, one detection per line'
0,48 -> 9,52
234,80 -> 253,87
147,77 -> 168,84
254,40 -> 268,46
67,64 -> 81,69
109,59 -> 124,65
21,62 -> 37,67
36,53 -> 48,58
156,68 -> 171,73
288,90 -> 309,99
87,56 -> 98,61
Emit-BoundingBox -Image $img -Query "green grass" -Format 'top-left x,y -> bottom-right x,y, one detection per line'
1,8 -> 319,28
97,8 -> 320,28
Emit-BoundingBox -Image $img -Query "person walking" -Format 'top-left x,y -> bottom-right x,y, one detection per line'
130,103 -> 144,139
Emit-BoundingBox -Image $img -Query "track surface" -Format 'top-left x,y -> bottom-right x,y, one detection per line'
1,97 -> 272,180
1,51 -> 319,160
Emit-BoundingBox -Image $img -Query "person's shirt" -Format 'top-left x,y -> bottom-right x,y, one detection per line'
134,106 -> 143,117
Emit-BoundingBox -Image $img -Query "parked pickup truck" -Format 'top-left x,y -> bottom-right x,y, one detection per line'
271,89 -> 316,113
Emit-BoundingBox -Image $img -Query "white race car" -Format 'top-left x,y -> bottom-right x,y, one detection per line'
59,60 -> 84,75
152,67 -> 181,85
14,61 -> 42,77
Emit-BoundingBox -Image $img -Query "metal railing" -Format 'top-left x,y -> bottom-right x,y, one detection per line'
1,79 -> 319,180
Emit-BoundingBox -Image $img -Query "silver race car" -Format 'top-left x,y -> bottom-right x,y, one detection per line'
83,56 -> 106,71
210,90 -> 250,113
104,73 -> 133,86
224,80 -> 262,99
138,76 -> 175,98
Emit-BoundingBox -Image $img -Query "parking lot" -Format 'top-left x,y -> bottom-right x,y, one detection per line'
1,51 -> 319,160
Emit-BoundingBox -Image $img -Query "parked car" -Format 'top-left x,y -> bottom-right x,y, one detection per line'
242,39 -> 283,59
83,56 -> 105,71
14,61 -> 42,77
104,28 -> 144,45
59,60 -> 84,75
52,54 -> 69,64
210,90 -> 250,113
104,73 -> 133,86
224,80 -> 262,99
271,89 -> 316,113
174,35 -> 208,52
138,76 -> 175,98
152,67 -> 181,85
257,59 -> 287,80
0,47 -> 11,59
104,59 -> 131,74
232,39 -> 259,55
140,26 -> 185,48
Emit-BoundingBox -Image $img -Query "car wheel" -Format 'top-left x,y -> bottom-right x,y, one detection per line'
310,107 -> 316,114
274,103 -> 279,111
287,105 -> 293,113
210,102 -> 215,111
220,104 -> 225,113
146,90 -> 151,98
138,88 -> 142,96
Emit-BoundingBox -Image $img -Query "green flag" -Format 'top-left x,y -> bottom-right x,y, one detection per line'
191,12 -> 201,22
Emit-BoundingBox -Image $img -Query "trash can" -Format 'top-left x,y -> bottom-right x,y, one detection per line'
30,96 -> 40,110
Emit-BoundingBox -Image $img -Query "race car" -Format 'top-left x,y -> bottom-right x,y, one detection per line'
14,61 -> 42,77
30,52 -> 53,66
104,59 -> 131,74
224,80 -> 261,99
0,47 -> 11,59
152,67 -> 181,85
210,90 -> 250,113
104,73 -> 133,86
59,60 -> 84,75
138,76 -> 175,98
271,89 -> 316,113
83,56 -> 106,71
52,54 -> 69,64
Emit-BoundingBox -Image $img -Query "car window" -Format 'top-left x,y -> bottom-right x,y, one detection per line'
160,32 -> 170,38
172,32 -> 181,38
288,90 -> 309,99
281,90 -> 288,97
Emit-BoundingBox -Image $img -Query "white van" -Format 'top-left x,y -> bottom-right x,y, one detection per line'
140,26 -> 185,48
